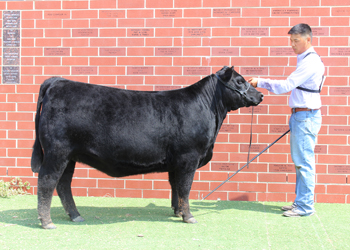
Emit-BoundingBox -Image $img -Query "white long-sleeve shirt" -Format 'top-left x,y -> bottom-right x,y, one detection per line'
257,47 -> 325,109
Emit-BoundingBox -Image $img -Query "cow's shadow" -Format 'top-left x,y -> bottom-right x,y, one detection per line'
0,199 -> 282,229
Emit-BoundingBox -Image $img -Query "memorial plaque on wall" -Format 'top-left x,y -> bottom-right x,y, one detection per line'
212,163 -> 238,172
313,27 -> 329,36
44,48 -> 70,56
3,11 -> 21,84
213,8 -> 240,17
127,67 -> 153,75
212,48 -> 239,56
3,29 -> 20,47
3,11 -> 20,28
271,8 -> 299,16
128,29 -> 153,37
330,48 -> 350,56
3,66 -> 20,84
241,67 -> 268,76
184,67 -> 210,75
270,47 -> 294,56
100,48 -> 126,56
157,9 -> 181,18
241,28 -> 269,36
155,48 -> 182,56
329,87 -> 350,95
328,165 -> 350,174
3,48 -> 20,65
269,164 -> 294,173
185,28 -> 210,37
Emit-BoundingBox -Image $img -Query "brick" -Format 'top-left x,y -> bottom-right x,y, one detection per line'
63,1 -> 89,9
72,48 -> 98,56
231,0 -> 259,7
8,167 -> 33,177
146,38 -> 172,46
45,29 -> 71,38
290,0 -> 320,6
174,18 -> 201,27
115,189 -> 142,198
117,57 -> 143,66
202,18 -> 231,27
62,57 -> 89,66
259,173 -> 287,182
184,9 -> 211,17
35,57 -> 61,66
35,1 -> 61,9
36,38 -> 61,47
328,185 -> 350,194
72,10 -> 98,19
203,0 -> 230,7
63,19 -> 89,29
90,19 -> 117,28
126,180 -> 152,189
63,38 -> 89,47
174,0 -> 202,8
155,67 -> 182,76
91,0 -> 117,9
261,0 -> 289,6
22,29 -> 44,38
145,57 -> 172,66
322,17 -> 349,26
118,19 -> 144,28
261,18 -> 289,27
128,10 -> 153,18
90,38 -> 116,47
100,29 -> 126,37
71,179 -> 97,188
231,18 -> 260,27
317,175 -> 346,184
212,28 -> 240,37
98,179 -> 124,189
99,67 -> 125,75
118,38 -> 144,47
8,1 -> 33,10
202,38 -> 230,46
145,76 -> 172,85
147,0 -> 173,8
44,66 -> 70,75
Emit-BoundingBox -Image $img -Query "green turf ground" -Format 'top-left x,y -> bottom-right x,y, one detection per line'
0,195 -> 349,249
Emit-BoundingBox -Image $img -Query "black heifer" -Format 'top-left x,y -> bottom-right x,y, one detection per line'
31,66 -> 263,229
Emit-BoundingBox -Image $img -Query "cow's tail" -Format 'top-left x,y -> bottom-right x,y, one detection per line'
31,79 -> 52,173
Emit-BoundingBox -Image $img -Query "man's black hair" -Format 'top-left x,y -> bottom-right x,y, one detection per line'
288,23 -> 313,40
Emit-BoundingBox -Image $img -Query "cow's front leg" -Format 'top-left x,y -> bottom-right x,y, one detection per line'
168,172 -> 180,217
175,170 -> 197,224
56,161 -> 84,223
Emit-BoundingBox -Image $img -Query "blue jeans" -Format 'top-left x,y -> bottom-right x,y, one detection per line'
289,109 -> 322,215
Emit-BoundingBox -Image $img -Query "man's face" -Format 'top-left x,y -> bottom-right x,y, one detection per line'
290,33 -> 311,55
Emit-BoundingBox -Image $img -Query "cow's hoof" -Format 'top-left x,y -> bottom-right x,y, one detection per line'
42,223 -> 57,229
71,216 -> 85,222
184,217 -> 198,224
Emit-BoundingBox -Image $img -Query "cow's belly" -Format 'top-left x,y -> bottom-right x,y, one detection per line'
72,152 -> 169,178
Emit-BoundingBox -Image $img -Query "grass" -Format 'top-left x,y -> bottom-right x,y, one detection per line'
0,195 -> 349,250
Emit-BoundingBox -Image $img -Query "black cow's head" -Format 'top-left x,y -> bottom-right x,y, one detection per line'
215,66 -> 263,111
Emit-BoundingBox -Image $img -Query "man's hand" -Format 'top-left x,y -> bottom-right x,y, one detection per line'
248,78 -> 258,88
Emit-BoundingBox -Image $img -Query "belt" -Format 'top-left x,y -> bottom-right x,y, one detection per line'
291,108 -> 319,114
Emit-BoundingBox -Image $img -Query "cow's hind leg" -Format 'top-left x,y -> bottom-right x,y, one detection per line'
175,169 -> 197,224
37,158 -> 68,229
56,160 -> 84,223
168,172 -> 180,217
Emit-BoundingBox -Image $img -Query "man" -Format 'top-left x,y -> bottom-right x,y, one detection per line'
248,23 -> 324,217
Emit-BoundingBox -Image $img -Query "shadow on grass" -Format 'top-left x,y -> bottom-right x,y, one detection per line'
0,198 -> 283,230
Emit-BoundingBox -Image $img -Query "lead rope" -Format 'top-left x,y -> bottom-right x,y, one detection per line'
246,106 -> 254,169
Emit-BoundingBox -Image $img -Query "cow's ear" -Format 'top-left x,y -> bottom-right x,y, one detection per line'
221,66 -> 232,81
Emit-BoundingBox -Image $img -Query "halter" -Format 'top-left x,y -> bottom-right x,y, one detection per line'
214,73 -> 251,102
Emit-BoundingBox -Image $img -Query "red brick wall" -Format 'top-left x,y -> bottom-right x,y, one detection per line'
1,0 -> 349,203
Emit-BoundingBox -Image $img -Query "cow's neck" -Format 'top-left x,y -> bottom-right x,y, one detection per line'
196,75 -> 228,135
